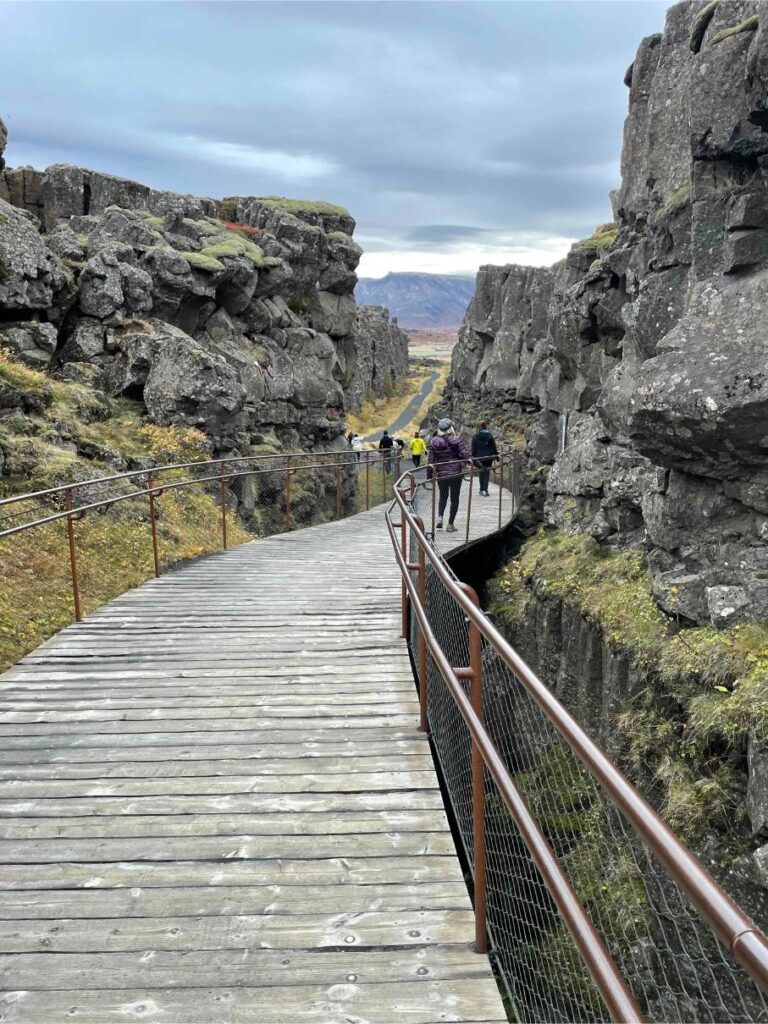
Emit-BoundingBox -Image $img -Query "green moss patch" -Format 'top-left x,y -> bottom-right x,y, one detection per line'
181,250 -> 225,273
653,183 -> 691,223
709,14 -> 759,47
489,529 -> 768,845
574,223 -> 619,252
257,196 -> 350,217
198,235 -> 267,268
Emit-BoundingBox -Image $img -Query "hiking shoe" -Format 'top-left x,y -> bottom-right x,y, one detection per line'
446,523 -> 458,533
436,520 -> 443,529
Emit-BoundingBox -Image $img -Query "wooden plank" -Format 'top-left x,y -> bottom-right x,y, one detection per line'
0,944 -> 490,988
0,980 -> 506,1023
0,808 -> 450,838
0,908 -> 476,953
0,880 -> 472,920
0,831 -> 457,863
0,747 -> 431,773
0,856 -> 465,891
0,788 -> 443,818
0,726 -> 423,750
0,773 -> 439,800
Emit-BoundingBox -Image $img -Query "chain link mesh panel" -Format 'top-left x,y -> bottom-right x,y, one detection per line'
403,472 -> 768,1024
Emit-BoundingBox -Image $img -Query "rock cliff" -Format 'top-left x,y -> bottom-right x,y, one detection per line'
441,0 -> 768,630
0,123 -> 408,478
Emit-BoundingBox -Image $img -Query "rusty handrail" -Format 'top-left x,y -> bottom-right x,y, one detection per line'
0,447 -> 385,510
0,450 -> 396,539
388,474 -> 768,1011
386,499 -> 645,1024
0,446 -> 400,640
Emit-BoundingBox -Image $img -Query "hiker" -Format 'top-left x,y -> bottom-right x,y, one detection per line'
409,431 -> 426,468
427,418 -> 470,533
351,433 -> 363,461
346,430 -> 354,448
471,421 -> 499,496
378,429 -> 394,474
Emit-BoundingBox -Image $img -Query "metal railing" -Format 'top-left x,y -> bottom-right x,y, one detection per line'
0,446 -> 403,670
386,468 -> 768,1024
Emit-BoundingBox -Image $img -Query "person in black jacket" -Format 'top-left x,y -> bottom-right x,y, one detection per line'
378,430 -> 395,473
471,422 -> 499,496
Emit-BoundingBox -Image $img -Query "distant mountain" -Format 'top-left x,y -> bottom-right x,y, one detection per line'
355,273 -> 475,330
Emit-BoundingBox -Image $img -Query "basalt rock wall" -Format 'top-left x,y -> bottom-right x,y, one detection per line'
440,0 -> 768,629
0,124 -> 408,467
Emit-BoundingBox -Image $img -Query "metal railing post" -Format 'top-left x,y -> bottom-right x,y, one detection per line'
415,516 -> 428,733
63,488 -> 82,623
335,455 -> 342,520
218,461 -> 228,550
465,462 -> 475,545
461,582 -> 487,953
400,499 -> 408,638
365,451 -> 370,511
498,455 -> 504,530
147,477 -> 160,578
511,455 -> 520,517
284,456 -> 292,532
431,472 -> 437,535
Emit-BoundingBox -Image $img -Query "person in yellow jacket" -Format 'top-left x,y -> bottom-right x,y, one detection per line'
409,432 -> 427,468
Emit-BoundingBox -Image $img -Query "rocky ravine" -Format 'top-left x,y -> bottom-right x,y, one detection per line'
442,0 -> 768,631
437,0 -> 768,934
0,121 -> 408,477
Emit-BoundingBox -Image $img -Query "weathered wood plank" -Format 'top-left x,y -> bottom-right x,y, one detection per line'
0,855 -> 465,891
0,980 -> 506,1023
0,831 -> 457,863
0,944 -> 489,987
0,908 -> 476,953
0,747 -> 430,773
0,880 -> 471,920
0,808 -> 450,838
0,788 -> 442,819
0,772 -> 438,800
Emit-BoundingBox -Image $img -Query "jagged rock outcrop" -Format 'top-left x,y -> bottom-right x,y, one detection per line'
440,0 -> 768,629
0,127 -> 408,466
345,305 -> 411,412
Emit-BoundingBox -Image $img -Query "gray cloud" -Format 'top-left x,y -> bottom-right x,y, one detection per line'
0,0 -> 669,275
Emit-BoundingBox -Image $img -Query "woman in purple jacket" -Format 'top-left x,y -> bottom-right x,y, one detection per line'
427,418 -> 471,532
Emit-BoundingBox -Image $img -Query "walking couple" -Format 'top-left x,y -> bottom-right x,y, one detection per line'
427,418 -> 498,532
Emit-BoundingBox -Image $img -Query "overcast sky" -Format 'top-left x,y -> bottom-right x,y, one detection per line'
0,0 -> 668,278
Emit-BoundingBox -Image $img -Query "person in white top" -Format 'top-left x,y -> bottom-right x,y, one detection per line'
351,434 -> 363,461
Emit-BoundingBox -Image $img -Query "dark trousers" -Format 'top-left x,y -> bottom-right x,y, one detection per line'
437,477 -> 462,524
478,467 -> 491,492
412,454 -> 422,468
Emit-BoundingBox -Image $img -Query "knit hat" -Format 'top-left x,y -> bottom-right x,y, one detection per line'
437,417 -> 454,433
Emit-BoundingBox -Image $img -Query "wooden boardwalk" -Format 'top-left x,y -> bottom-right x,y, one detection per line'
0,505 -> 507,1023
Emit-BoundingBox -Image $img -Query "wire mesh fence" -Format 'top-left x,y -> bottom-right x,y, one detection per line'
402,474 -> 768,1024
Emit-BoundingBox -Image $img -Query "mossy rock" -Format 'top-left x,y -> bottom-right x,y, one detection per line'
181,250 -> 225,274
689,0 -> 719,52
219,198 -> 239,220
709,14 -> 759,47
574,223 -> 619,252
653,183 -> 691,224
200,235 -> 266,268
257,196 -> 350,217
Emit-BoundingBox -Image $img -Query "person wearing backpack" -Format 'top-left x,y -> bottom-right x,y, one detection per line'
427,418 -> 470,532
471,421 -> 499,496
